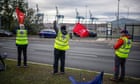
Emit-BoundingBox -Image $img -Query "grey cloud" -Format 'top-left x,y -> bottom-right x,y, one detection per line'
29,0 -> 140,20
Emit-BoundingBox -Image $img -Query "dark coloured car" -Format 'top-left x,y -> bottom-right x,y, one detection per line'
39,29 -> 57,38
0,29 -> 13,37
88,31 -> 97,37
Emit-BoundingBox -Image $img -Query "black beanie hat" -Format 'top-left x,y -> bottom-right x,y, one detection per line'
61,25 -> 66,30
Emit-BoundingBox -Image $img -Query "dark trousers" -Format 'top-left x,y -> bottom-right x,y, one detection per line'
53,48 -> 66,73
17,45 -> 27,66
114,55 -> 126,80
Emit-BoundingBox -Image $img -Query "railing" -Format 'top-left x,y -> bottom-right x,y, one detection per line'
125,24 -> 140,42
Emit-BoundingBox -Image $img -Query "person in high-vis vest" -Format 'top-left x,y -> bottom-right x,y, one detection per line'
16,24 -> 28,67
110,29 -> 132,82
53,24 -> 70,74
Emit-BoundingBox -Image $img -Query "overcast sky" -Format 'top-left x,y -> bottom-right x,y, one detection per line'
28,0 -> 140,23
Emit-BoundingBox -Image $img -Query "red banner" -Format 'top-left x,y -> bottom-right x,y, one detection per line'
73,23 -> 89,37
16,7 -> 25,24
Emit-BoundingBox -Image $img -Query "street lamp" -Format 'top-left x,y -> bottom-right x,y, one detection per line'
126,7 -> 129,19
85,5 -> 87,24
117,0 -> 120,29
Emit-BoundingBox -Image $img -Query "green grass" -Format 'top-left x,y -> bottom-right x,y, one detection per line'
0,59 -> 140,84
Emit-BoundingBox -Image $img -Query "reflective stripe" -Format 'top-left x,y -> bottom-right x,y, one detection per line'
54,30 -> 70,50
115,37 -> 132,58
117,49 -> 129,54
55,40 -> 68,46
16,29 -> 28,45
56,37 -> 68,43
54,42 -> 69,50
55,42 -> 68,46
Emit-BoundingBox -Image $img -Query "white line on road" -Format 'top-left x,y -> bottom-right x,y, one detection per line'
128,59 -> 140,62
0,43 -> 3,45
67,53 -> 98,58
3,47 -> 16,50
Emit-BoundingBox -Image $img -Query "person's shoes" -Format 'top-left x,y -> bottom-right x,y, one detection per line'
119,78 -> 124,82
110,78 -> 119,82
16,65 -> 21,68
23,65 -> 28,68
60,72 -> 65,75
53,73 -> 59,75
51,72 -> 59,75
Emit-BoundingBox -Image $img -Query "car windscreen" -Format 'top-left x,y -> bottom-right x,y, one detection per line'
43,31 -> 56,34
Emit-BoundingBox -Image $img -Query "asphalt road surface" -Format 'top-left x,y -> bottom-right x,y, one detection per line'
0,37 -> 140,78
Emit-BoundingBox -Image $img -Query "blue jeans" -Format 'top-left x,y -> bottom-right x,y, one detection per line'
114,55 -> 126,80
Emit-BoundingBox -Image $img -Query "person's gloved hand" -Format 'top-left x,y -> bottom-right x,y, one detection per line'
62,30 -> 67,35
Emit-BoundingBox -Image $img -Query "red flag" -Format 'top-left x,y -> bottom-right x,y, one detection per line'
73,23 -> 89,37
16,7 -> 25,24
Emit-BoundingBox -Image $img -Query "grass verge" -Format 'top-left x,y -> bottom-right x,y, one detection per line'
0,59 -> 140,84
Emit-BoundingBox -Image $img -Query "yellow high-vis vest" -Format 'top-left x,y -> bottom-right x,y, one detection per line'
54,30 -> 70,50
16,29 -> 28,45
115,37 -> 132,58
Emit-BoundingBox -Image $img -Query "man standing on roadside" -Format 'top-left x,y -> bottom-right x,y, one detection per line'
16,24 -> 28,67
110,29 -> 132,82
15,7 -> 28,67
53,21 -> 70,74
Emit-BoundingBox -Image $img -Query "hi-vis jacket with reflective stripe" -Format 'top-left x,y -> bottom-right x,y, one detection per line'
16,29 -> 28,45
54,30 -> 70,50
115,36 -> 132,58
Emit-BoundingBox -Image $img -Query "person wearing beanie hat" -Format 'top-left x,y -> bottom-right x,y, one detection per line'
110,29 -> 132,82
16,24 -> 28,67
53,23 -> 70,75
120,30 -> 128,34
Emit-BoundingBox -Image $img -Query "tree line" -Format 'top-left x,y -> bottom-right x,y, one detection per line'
0,0 -> 42,34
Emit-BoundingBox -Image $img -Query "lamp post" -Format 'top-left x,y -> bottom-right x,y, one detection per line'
124,6 -> 130,19
85,5 -> 87,23
117,0 -> 120,29
85,5 -> 88,28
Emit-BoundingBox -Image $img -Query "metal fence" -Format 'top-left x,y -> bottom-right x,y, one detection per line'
125,24 -> 140,42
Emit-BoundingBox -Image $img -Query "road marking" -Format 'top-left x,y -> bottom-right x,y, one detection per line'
4,47 -> 16,49
96,38 -> 106,41
0,43 -> 3,45
67,53 -> 98,58
128,59 -> 140,62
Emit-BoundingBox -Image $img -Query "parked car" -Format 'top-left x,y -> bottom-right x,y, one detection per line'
73,32 -> 80,37
39,29 -> 57,38
0,29 -> 13,37
88,31 -> 97,37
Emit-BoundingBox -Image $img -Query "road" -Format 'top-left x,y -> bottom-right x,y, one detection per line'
0,37 -> 140,78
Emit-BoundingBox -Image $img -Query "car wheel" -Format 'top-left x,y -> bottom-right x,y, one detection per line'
40,35 -> 44,38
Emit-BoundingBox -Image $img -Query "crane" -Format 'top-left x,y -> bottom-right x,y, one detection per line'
55,6 -> 64,23
89,10 -> 98,24
75,8 -> 84,23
